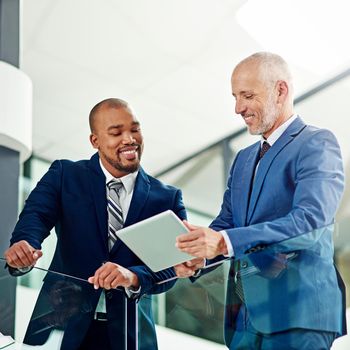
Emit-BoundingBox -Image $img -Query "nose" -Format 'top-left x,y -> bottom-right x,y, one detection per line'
122,132 -> 136,144
235,98 -> 246,115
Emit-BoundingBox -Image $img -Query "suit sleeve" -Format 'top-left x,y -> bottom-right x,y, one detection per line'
10,160 -> 62,249
214,130 -> 344,259
128,189 -> 187,297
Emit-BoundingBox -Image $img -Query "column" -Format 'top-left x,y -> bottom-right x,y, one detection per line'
0,0 -> 32,336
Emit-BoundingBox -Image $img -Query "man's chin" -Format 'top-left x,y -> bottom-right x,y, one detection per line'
115,161 -> 140,174
247,126 -> 260,135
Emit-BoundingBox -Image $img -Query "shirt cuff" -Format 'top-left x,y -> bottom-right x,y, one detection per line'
18,266 -> 32,273
124,285 -> 141,298
192,259 -> 206,277
220,230 -> 234,257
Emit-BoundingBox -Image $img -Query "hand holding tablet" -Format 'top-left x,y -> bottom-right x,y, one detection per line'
116,210 -> 193,272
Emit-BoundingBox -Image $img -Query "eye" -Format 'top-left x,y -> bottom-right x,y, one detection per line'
109,132 -> 121,137
245,94 -> 253,99
131,128 -> 140,133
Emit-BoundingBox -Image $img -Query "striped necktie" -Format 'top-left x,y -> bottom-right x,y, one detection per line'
107,180 -> 124,250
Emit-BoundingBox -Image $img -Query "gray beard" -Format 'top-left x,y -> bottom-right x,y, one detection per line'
253,95 -> 279,135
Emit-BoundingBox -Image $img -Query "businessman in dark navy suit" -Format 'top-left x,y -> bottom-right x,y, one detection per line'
176,53 -> 346,349
5,98 -> 186,350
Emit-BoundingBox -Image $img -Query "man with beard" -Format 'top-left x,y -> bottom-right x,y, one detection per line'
176,52 -> 346,349
5,98 -> 186,350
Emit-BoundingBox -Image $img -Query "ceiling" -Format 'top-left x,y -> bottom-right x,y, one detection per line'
20,0 -> 350,177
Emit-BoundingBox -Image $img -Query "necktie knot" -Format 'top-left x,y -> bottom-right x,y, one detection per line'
259,141 -> 271,159
107,180 -> 123,194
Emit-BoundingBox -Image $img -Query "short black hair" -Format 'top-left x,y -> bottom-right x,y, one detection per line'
89,98 -> 129,133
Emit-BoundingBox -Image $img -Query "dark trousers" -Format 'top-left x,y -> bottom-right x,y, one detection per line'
230,305 -> 337,350
77,320 -> 113,350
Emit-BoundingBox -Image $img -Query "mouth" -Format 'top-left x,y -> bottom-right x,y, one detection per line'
118,145 -> 139,161
242,114 -> 255,124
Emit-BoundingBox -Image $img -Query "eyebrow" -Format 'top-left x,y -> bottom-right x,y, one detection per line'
107,121 -> 140,131
232,90 -> 254,97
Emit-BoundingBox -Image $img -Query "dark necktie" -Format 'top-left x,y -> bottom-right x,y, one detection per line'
260,141 -> 271,159
107,180 -> 124,250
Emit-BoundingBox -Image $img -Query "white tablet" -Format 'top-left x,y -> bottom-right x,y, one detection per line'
117,210 -> 193,272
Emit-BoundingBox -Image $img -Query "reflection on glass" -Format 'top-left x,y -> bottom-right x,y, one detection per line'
1,225 -> 345,349
23,273 -> 93,348
138,224 -> 345,349
0,266 -> 129,350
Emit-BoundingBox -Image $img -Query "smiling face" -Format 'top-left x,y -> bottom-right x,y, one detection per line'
90,106 -> 144,178
231,61 -> 283,138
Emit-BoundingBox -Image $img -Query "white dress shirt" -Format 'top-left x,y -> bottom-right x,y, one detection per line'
221,114 -> 298,257
99,159 -> 138,219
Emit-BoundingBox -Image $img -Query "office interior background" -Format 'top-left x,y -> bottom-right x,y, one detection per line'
1,0 -> 350,348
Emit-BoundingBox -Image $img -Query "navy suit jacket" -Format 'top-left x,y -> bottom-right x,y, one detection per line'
10,153 -> 186,350
209,117 -> 346,345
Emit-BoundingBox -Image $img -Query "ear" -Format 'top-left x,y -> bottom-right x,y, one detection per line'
90,134 -> 98,149
276,80 -> 289,104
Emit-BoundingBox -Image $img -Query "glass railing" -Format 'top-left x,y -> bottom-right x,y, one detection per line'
0,224 -> 348,349
137,224 -> 346,349
0,265 -> 129,349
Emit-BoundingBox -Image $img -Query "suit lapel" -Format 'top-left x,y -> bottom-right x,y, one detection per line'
239,143 -> 260,226
110,168 -> 150,255
88,153 -> 109,252
247,117 -> 306,223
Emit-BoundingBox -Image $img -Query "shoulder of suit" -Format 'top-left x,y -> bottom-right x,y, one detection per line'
50,158 -> 90,171
303,123 -> 333,134
299,124 -> 337,142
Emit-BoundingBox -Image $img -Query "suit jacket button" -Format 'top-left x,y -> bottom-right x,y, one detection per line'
241,261 -> 248,268
106,291 -> 113,299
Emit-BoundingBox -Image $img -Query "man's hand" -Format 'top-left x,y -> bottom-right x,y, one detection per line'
4,240 -> 43,268
176,221 -> 228,259
88,262 -> 139,290
174,258 -> 205,278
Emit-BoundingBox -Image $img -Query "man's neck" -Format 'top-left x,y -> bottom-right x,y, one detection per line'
100,157 -> 129,178
263,111 -> 294,139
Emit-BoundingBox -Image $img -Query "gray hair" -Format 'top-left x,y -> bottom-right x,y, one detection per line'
238,52 -> 294,100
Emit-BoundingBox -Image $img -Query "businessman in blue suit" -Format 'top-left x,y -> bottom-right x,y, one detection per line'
5,98 -> 186,350
176,52 -> 346,349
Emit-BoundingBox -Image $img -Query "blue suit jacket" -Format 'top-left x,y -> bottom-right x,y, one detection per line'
10,153 -> 186,350
210,117 -> 346,344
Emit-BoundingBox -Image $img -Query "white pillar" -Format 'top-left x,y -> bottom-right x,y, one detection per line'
0,60 -> 32,336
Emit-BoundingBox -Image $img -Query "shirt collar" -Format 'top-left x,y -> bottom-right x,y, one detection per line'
99,158 -> 138,194
261,114 -> 298,146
